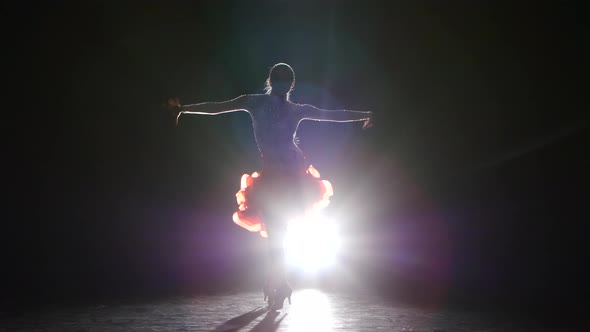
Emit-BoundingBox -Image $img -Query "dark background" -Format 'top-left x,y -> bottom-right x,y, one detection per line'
5,0 -> 588,322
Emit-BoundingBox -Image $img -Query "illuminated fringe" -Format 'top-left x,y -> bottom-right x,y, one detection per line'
232,165 -> 333,238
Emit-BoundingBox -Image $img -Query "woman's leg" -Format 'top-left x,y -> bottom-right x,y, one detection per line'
263,212 -> 288,289
259,176 -> 297,308
263,214 -> 293,309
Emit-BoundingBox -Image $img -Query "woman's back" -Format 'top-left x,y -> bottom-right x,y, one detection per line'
246,94 -> 306,175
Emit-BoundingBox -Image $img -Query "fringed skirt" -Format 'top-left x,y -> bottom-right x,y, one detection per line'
232,165 -> 333,238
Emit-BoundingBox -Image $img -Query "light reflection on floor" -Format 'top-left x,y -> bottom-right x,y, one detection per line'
287,289 -> 333,332
0,290 -> 541,331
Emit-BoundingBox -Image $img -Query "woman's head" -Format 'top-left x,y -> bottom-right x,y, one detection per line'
265,63 -> 295,99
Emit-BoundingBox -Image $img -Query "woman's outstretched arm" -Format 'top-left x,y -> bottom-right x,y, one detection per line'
298,104 -> 374,129
167,95 -> 251,125
180,95 -> 251,115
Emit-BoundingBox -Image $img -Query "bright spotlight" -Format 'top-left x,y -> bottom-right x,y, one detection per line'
284,215 -> 341,273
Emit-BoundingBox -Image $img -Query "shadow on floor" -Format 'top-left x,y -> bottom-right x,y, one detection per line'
249,310 -> 287,332
212,306 -> 268,332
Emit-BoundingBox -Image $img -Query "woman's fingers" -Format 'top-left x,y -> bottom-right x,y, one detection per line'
162,97 -> 182,126
362,113 -> 374,129
167,97 -> 180,107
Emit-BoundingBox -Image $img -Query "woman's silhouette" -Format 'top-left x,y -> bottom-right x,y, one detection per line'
166,63 -> 373,310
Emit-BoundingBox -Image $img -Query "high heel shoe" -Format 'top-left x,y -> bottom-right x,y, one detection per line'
271,284 -> 292,310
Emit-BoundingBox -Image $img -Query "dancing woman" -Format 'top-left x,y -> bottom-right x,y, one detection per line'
166,63 -> 373,310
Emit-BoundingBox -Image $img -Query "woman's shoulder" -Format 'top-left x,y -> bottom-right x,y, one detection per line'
288,101 -> 306,114
235,94 -> 265,111
242,93 -> 269,105
243,93 -> 267,100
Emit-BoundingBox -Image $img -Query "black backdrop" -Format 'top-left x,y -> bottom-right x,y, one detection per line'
5,0 -> 588,320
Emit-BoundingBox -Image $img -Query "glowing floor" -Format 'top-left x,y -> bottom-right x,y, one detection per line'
1,289 -> 542,331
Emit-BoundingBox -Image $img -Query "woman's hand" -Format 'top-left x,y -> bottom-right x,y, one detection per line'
362,111 -> 374,130
163,97 -> 182,125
